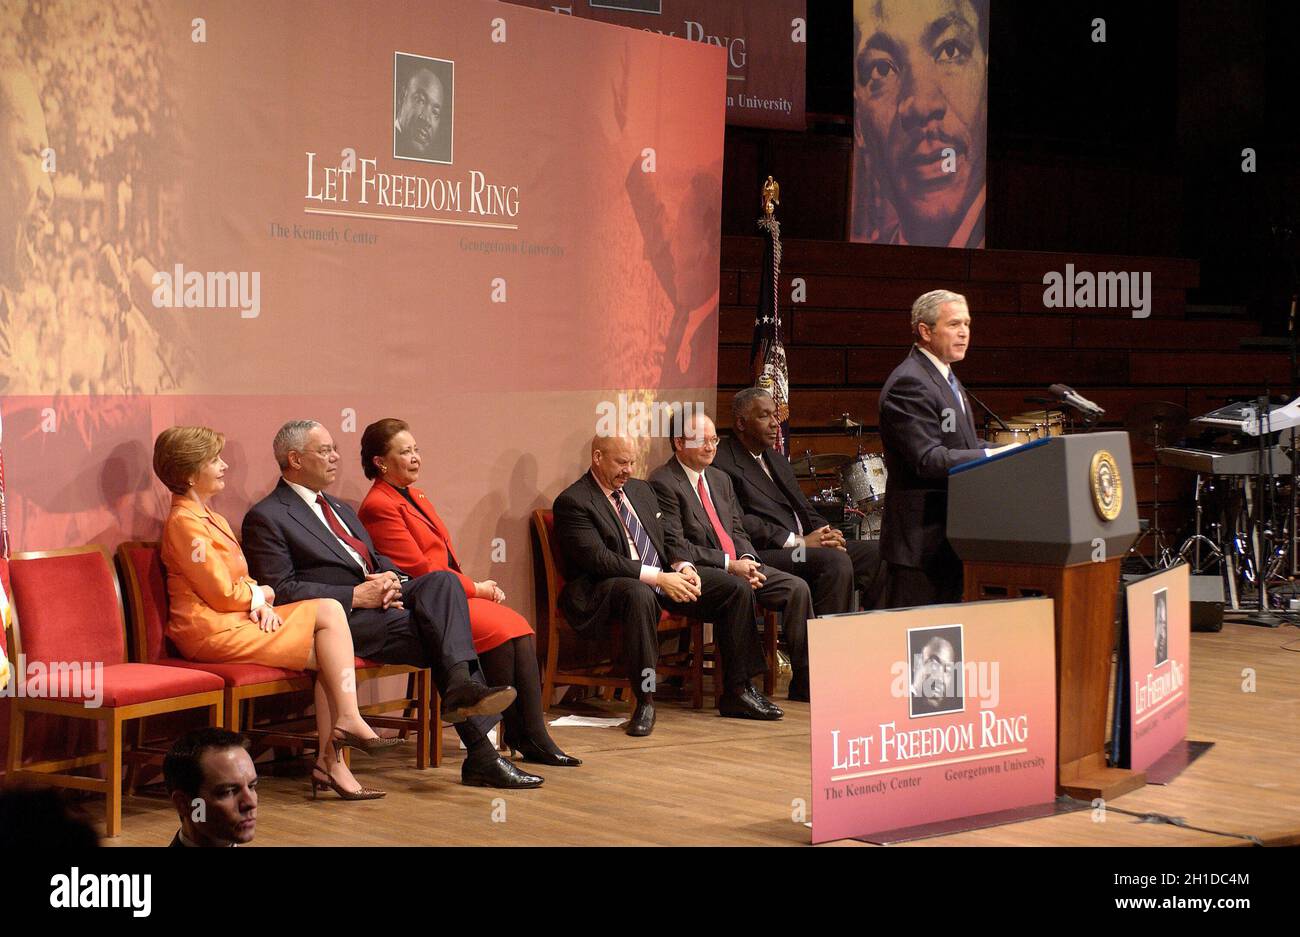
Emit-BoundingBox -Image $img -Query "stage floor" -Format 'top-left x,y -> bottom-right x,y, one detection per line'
103,622 -> 1299,847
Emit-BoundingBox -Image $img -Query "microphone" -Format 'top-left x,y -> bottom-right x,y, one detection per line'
1050,383 -> 1105,417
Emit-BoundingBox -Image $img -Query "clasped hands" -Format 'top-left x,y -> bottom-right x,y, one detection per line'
800,524 -> 846,551
352,571 -> 405,610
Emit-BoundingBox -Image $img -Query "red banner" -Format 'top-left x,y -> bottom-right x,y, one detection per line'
504,0 -> 806,129
0,0 -> 723,626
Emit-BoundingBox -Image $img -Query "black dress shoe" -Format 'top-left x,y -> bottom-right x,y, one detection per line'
507,735 -> 583,767
441,683 -> 517,724
786,672 -> 810,703
461,753 -> 544,789
626,702 -> 656,737
747,682 -> 785,718
719,685 -> 783,720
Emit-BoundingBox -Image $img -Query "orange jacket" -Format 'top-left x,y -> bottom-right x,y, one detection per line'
161,495 -> 262,655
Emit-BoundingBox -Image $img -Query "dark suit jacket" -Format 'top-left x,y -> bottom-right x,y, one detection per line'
169,831 -> 186,848
241,478 -> 407,658
710,435 -> 829,550
552,472 -> 686,633
878,345 -> 987,568
648,456 -> 758,569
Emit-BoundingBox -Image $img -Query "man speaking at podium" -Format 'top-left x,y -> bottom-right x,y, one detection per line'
879,290 -> 1008,607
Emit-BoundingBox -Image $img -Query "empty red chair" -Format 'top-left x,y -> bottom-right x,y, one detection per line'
5,546 -> 225,837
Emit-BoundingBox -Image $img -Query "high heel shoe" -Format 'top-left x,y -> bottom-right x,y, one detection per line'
331,727 -> 408,756
311,762 -> 386,801
507,734 -> 583,767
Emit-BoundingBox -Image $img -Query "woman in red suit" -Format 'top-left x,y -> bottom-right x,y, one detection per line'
357,419 -> 579,767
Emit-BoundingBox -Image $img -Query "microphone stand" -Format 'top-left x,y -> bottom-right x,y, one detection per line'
1246,394 -> 1284,627
965,389 -> 1010,435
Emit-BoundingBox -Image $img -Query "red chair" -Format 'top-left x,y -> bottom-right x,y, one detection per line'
531,509 -> 708,710
115,541 -> 437,769
4,546 -> 225,837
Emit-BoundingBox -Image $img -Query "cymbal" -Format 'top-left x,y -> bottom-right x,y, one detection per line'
792,452 -> 852,477
1124,401 -> 1190,447
830,413 -> 862,429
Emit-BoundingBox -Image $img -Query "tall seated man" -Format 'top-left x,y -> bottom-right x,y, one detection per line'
241,420 -> 540,789
553,434 -> 781,737
649,411 -> 816,702
713,387 -> 885,616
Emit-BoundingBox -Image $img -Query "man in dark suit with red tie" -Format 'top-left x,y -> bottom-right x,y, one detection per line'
879,289 -> 1000,607
552,435 -> 780,737
649,412 -> 816,702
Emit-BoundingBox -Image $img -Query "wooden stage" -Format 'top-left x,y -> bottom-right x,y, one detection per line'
103,622 -> 1299,847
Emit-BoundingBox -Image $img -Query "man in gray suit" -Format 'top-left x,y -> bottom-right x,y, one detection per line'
650,411 -> 816,702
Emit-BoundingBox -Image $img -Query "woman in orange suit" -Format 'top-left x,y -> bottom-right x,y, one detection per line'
358,419 -> 579,767
155,426 -> 402,800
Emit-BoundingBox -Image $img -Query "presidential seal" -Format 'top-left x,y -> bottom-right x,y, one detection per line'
1090,450 -> 1122,521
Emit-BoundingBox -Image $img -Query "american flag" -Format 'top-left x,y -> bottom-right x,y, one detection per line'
751,213 -> 790,455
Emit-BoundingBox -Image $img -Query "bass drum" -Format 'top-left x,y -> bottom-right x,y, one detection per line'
1011,410 -> 1067,438
986,422 -> 1038,446
838,453 -> 888,512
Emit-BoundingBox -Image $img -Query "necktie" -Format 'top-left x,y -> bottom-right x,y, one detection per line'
611,489 -> 662,571
947,369 -> 965,413
316,494 -> 372,573
696,476 -> 736,560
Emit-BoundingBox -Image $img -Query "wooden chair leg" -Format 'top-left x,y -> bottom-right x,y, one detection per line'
7,705 -> 25,776
401,671 -> 418,734
541,629 -> 559,712
416,669 -> 430,770
225,690 -> 239,731
431,688 -> 442,768
692,621 -> 704,710
106,714 -> 123,838
124,718 -> 146,796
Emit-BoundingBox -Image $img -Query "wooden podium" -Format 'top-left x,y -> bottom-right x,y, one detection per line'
947,432 -> 1145,800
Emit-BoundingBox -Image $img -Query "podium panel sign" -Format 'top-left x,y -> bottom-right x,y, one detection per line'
1117,564 -> 1191,772
809,599 -> 1057,844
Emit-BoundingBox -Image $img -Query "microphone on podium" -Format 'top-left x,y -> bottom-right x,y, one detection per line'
1049,383 -> 1105,418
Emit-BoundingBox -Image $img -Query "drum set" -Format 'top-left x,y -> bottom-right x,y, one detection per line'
794,409 -> 1072,540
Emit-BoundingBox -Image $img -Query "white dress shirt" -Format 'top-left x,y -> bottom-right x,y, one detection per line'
591,473 -> 692,584
916,344 -> 993,457
746,449 -> 802,546
676,457 -> 756,569
284,478 -> 368,574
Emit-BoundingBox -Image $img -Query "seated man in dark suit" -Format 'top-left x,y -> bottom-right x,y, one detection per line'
649,411 -> 816,702
164,728 -> 257,847
712,387 -> 885,616
553,434 -> 781,737
242,420 -> 537,789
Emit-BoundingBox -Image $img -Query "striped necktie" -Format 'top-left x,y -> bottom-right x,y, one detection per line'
611,489 -> 662,571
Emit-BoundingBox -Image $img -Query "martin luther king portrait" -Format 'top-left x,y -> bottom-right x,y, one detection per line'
393,52 -> 454,165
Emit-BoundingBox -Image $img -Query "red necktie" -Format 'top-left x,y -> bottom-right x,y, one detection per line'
697,476 -> 736,560
316,494 -> 372,573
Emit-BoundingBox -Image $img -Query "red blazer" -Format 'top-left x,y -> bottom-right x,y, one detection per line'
357,479 -> 476,598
